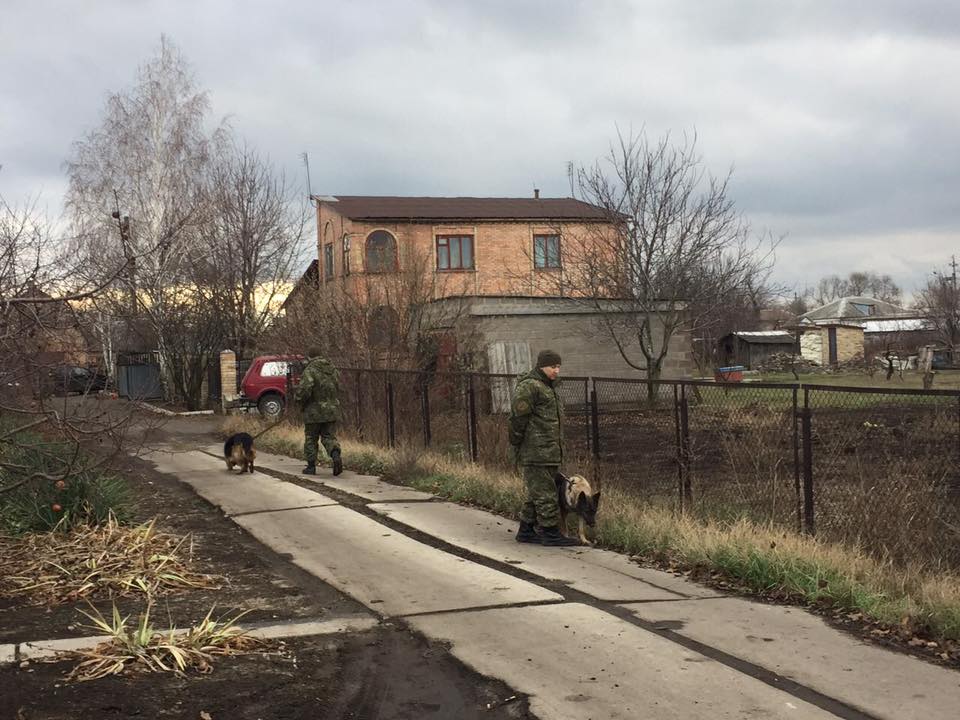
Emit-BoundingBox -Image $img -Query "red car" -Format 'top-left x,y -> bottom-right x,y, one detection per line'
239,355 -> 304,417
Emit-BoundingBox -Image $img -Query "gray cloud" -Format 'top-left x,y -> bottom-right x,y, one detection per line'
2,0 -> 959,296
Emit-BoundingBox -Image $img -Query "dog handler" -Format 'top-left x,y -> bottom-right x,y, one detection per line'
509,349 -> 578,546
295,346 -> 343,476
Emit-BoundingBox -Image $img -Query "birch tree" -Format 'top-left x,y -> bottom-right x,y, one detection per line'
65,35 -> 223,394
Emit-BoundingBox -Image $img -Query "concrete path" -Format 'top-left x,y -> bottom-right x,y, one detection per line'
140,445 -> 960,720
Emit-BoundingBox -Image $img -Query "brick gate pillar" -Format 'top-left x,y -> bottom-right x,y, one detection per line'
220,350 -> 237,413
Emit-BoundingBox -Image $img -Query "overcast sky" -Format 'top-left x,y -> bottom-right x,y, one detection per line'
2,0 -> 958,298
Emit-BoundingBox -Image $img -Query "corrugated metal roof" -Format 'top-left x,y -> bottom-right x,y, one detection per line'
863,318 -> 931,333
733,331 -> 795,344
316,196 -> 610,221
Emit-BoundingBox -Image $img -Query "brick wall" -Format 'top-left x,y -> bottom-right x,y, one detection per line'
315,203 -> 611,300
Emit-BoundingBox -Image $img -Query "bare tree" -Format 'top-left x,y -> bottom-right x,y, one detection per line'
0,190 -> 137,496
65,35 -> 223,396
273,245 -> 477,370
809,271 -> 902,306
200,142 -> 307,358
916,264 -> 960,353
557,129 -> 774,393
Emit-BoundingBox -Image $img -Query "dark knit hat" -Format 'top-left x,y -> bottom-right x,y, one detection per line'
536,349 -> 562,368
306,346 -> 324,359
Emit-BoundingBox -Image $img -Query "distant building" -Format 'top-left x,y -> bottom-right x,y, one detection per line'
719,331 -> 796,369
799,296 -> 933,362
799,323 -> 864,366
284,195 -> 694,379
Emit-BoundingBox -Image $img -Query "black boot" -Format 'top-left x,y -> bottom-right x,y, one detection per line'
540,526 -> 579,547
515,520 -> 539,544
302,463 -> 317,475
331,449 -> 343,476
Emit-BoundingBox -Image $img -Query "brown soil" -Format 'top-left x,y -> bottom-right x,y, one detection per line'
1,411 -> 534,719
2,626 -> 532,719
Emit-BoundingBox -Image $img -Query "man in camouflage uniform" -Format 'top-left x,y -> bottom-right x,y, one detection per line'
295,346 -> 343,476
509,349 -> 578,546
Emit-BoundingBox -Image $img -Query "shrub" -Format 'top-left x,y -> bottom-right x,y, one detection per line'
0,436 -> 129,534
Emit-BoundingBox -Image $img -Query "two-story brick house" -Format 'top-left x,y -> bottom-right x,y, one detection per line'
295,194 -> 691,379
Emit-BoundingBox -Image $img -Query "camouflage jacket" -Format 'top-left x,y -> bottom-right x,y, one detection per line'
294,357 -> 341,424
508,368 -> 564,466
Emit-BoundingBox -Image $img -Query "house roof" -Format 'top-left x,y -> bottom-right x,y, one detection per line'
730,331 -> 796,344
800,296 -> 908,322
314,195 -> 610,222
863,318 -> 932,333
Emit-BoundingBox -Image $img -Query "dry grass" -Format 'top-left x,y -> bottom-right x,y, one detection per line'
221,416 -> 960,643
65,603 -> 263,682
0,514 -> 222,606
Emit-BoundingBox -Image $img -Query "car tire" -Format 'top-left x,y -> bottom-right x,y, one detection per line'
258,393 -> 284,418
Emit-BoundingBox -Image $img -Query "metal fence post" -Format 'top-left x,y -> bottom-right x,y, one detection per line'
801,387 -> 815,535
792,386 -> 802,533
673,384 -> 683,509
285,367 -> 292,419
421,380 -> 432,448
386,379 -> 396,448
679,383 -> 692,509
590,384 -> 601,460
466,373 -> 479,462
355,370 -> 364,440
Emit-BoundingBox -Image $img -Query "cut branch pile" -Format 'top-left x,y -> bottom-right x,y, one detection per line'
0,514 -> 222,605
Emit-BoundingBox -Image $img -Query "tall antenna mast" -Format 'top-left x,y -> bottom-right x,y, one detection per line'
300,152 -> 313,200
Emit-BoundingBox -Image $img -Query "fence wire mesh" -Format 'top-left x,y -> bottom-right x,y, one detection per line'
592,378 -> 679,509
685,382 -> 799,529
283,367 -> 960,569
805,386 -> 960,567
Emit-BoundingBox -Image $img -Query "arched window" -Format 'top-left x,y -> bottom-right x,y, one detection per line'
365,230 -> 398,273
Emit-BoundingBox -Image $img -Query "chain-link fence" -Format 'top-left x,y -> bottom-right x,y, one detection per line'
288,367 -> 960,568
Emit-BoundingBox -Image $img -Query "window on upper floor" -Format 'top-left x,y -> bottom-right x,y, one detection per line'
324,243 -> 334,280
436,235 -> 474,271
851,302 -> 874,316
534,234 -> 561,269
342,235 -> 351,276
365,230 -> 398,273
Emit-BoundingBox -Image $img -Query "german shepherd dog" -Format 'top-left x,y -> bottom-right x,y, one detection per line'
556,472 -> 601,544
224,432 -> 256,474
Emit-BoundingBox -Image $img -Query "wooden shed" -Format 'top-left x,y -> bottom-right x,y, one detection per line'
719,331 -> 797,370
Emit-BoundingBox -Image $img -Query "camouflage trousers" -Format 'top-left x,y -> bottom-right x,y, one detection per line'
519,465 -> 560,528
303,422 -> 341,465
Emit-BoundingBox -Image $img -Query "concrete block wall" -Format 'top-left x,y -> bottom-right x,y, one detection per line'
471,310 -> 692,380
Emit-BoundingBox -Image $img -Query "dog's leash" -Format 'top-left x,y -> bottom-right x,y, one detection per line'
250,416 -> 286,440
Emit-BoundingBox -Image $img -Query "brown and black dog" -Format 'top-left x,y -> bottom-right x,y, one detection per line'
555,472 -> 601,545
224,432 -> 256,474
